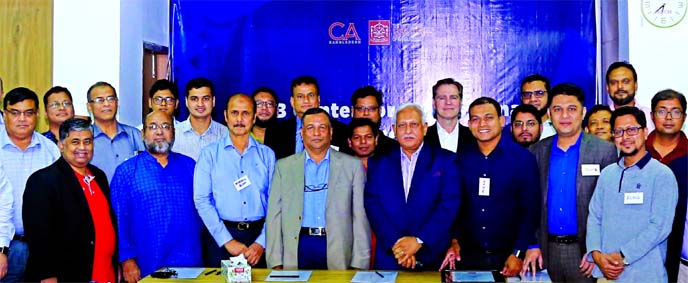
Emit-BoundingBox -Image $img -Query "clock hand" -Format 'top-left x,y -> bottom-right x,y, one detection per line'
654,3 -> 666,14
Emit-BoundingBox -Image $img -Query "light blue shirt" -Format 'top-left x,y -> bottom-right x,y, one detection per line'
587,153 -> 677,282
302,149 -> 330,228
0,129 -> 60,235
174,118 -> 228,161
194,135 -> 275,248
295,117 -> 304,154
91,122 -> 145,182
0,165 -> 14,247
400,143 -> 424,202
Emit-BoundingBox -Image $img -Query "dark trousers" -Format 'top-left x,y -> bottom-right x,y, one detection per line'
201,221 -> 267,268
297,234 -> 328,269
456,249 -> 510,271
546,241 -> 592,283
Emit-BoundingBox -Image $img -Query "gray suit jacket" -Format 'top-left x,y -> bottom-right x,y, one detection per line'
530,133 -> 617,264
266,150 -> 370,270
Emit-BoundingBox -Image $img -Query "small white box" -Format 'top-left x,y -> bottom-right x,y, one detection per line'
221,254 -> 252,282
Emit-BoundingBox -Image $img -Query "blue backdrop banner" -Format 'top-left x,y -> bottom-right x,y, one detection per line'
171,0 -> 596,134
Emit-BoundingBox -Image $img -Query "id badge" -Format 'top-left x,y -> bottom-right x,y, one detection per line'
624,192 -> 643,204
478,177 -> 490,196
581,164 -> 601,176
233,175 -> 252,192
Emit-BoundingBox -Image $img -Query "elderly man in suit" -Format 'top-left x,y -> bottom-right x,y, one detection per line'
23,118 -> 117,283
365,103 -> 461,270
529,83 -> 617,282
266,107 -> 370,270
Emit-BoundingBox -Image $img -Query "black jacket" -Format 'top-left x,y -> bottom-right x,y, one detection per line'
424,123 -> 476,154
23,157 -> 118,282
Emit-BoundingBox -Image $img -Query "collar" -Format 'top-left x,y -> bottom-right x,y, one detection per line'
618,151 -> 652,169
437,121 -> 459,135
305,148 -> 331,165
92,121 -> 125,137
552,131 -> 583,151
400,142 -> 424,161
223,134 -> 258,151
0,129 -> 43,149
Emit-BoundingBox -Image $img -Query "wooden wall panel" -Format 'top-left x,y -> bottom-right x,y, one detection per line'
0,0 -> 53,131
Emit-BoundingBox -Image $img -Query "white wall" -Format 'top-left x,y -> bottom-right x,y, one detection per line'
626,2 -> 688,133
53,0 -> 169,126
53,0 -> 121,117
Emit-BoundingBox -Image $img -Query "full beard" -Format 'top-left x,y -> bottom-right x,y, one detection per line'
611,93 -> 635,106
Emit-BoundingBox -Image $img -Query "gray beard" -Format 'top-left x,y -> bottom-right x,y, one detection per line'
147,139 -> 174,154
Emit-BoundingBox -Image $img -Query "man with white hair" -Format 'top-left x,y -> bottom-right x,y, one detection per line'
365,103 -> 461,270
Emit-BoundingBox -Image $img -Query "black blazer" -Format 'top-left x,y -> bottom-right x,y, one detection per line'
23,157 -> 118,282
264,117 -> 350,159
424,123 -> 476,154
666,155 -> 688,282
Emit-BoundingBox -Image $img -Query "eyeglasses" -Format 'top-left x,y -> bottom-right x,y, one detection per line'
147,123 -> 173,131
89,96 -> 118,104
612,126 -> 643,138
6,109 -> 37,118
304,183 -> 328,193
513,120 -> 538,129
654,109 -> 684,119
256,101 -> 276,108
48,101 -> 73,109
152,96 -> 176,105
521,90 -> 547,99
354,106 -> 380,112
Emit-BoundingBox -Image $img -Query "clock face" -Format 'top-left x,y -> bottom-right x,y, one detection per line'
642,0 -> 688,28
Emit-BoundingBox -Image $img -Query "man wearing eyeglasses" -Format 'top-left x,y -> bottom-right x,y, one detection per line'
87,81 -> 145,182
529,83 -> 617,282
264,75 -> 349,159
0,87 -> 60,283
42,86 -> 75,144
173,77 -> 228,161
425,78 -> 475,154
586,106 -> 677,282
23,118 -> 117,283
267,107 -> 369,270
195,94 -> 275,268
110,110 -> 201,282
137,79 -> 181,131
346,86 -> 397,155
605,61 -> 654,132
520,74 -> 556,139
250,87 -> 278,144
645,89 -> 687,282
510,104 -> 543,148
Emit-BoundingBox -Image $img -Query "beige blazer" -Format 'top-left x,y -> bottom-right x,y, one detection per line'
266,150 -> 370,270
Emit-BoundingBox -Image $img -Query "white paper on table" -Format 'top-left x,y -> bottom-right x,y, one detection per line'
171,267 -> 205,279
265,270 -> 313,282
351,271 -> 398,283
518,269 -> 552,283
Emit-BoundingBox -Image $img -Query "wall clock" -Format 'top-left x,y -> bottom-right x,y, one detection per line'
642,0 -> 688,28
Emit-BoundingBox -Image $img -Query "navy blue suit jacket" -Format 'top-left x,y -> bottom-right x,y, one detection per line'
364,144 -> 461,270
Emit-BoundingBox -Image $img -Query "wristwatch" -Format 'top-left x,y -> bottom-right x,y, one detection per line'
513,249 -> 525,260
0,246 -> 9,256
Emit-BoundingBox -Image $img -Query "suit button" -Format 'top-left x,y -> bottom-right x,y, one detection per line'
298,216 -> 301,220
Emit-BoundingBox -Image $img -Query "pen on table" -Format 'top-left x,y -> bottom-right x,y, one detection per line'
216,270 -> 222,275
204,269 -> 216,276
375,271 -> 385,278
269,275 -> 300,278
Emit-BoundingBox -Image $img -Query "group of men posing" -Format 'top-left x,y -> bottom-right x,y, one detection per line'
0,60 -> 685,283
